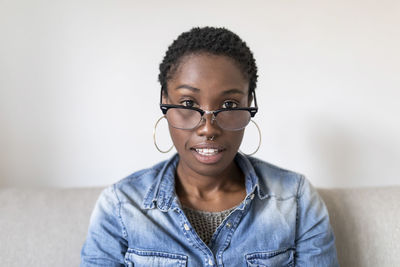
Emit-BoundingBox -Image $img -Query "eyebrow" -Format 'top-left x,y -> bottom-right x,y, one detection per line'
175,85 -> 200,92
175,85 -> 245,95
222,88 -> 245,95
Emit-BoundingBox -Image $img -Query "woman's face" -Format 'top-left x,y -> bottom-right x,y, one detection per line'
163,53 -> 250,178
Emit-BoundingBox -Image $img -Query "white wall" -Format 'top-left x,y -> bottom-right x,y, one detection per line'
1,0 -> 399,188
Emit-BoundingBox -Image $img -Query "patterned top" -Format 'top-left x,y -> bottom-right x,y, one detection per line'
182,205 -> 236,245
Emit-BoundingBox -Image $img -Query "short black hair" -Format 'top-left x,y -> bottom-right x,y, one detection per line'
158,26 -> 258,97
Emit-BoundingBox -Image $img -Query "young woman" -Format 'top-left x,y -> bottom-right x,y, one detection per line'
81,27 -> 339,266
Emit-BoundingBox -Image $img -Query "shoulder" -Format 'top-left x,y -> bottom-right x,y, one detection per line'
117,159 -> 167,187
100,158 -> 173,205
246,156 -> 306,199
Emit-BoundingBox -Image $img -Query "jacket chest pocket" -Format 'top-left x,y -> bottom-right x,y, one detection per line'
124,248 -> 187,267
246,248 -> 294,267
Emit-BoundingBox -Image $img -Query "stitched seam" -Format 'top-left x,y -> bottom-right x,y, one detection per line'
297,175 -> 306,198
113,184 -> 129,239
293,175 -> 304,266
126,248 -> 187,259
176,209 -> 211,262
245,247 -> 295,259
142,169 -> 165,206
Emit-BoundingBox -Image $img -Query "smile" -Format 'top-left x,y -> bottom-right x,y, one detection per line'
195,148 -> 220,156
190,144 -> 225,164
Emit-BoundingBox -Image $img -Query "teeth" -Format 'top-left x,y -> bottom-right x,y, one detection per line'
195,148 -> 219,156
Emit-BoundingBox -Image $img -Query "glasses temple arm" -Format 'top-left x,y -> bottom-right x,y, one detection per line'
252,91 -> 258,108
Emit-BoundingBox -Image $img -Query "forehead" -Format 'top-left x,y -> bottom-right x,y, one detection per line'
167,53 -> 249,96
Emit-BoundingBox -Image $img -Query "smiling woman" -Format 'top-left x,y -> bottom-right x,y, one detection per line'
80,27 -> 339,266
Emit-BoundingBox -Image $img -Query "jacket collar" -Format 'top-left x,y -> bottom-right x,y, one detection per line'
142,153 -> 267,211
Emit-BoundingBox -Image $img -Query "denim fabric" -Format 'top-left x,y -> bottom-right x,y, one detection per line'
81,153 -> 339,266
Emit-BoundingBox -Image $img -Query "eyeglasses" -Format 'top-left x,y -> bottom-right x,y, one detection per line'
159,91 -> 258,131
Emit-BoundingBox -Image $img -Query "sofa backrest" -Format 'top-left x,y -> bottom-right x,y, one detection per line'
0,186 -> 399,267
0,188 -> 102,267
318,187 -> 400,267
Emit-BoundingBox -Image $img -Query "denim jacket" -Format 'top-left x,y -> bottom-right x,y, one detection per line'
81,153 -> 339,266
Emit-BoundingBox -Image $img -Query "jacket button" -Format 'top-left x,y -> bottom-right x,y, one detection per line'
184,224 -> 190,231
226,222 -> 232,228
208,258 -> 213,265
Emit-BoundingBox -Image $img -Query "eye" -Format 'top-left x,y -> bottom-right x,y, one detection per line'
222,100 -> 238,109
181,100 -> 196,107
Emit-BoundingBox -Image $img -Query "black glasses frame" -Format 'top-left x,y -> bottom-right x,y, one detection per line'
159,90 -> 258,118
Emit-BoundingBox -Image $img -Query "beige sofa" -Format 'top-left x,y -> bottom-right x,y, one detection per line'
0,186 -> 399,266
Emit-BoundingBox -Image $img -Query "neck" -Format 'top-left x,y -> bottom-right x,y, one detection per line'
175,160 -> 244,202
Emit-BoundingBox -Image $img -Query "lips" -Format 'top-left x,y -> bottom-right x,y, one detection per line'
190,143 -> 225,164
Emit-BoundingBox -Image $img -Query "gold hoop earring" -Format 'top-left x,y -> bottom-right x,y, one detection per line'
239,120 -> 261,156
153,116 -> 174,153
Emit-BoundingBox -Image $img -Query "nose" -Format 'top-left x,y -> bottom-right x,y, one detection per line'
196,112 -> 222,139
203,111 -> 216,124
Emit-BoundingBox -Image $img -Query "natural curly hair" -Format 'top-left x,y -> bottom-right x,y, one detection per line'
158,27 -> 258,97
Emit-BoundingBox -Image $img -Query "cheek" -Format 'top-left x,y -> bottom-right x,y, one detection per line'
168,125 -> 189,151
230,130 -> 245,150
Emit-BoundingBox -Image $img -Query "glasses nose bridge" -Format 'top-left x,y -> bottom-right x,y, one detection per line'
200,110 -> 217,124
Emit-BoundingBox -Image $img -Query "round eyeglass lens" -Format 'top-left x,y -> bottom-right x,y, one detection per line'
166,108 -> 201,129
216,110 -> 251,130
